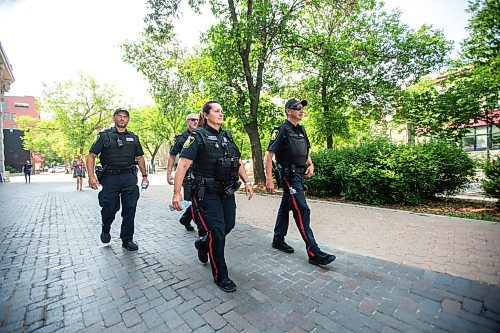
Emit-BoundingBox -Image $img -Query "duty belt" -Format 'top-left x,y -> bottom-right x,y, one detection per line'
281,164 -> 307,174
104,166 -> 136,175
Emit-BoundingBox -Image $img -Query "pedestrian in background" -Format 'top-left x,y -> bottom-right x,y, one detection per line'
72,154 -> 86,191
171,100 -> 253,292
264,98 -> 336,266
22,159 -> 32,183
86,108 -> 148,252
166,113 -> 199,232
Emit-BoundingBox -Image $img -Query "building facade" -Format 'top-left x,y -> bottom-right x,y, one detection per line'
0,42 -> 15,176
2,96 -> 43,172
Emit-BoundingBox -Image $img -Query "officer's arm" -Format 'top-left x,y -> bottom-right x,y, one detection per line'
172,157 -> 193,211
166,154 -> 176,185
264,151 -> 276,193
86,153 -> 99,190
136,156 -> 148,178
305,155 -> 314,178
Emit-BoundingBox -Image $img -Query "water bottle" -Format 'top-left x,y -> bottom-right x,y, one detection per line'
140,178 -> 149,192
169,200 -> 192,211
289,187 -> 297,194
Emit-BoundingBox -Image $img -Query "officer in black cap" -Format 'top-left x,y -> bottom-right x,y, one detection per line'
171,100 -> 253,292
264,98 -> 336,266
86,108 -> 148,251
166,113 -> 199,231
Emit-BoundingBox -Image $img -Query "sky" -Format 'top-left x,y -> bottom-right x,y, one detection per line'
0,0 -> 472,107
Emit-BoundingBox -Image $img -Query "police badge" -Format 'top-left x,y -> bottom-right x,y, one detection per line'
270,129 -> 279,141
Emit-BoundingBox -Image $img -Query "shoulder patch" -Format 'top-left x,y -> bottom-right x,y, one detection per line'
270,129 -> 279,141
183,136 -> 195,149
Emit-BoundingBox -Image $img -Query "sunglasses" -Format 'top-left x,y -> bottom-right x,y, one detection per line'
188,118 -> 199,122
290,106 -> 304,110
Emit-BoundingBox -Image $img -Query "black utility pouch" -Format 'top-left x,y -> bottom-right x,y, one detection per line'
95,165 -> 106,182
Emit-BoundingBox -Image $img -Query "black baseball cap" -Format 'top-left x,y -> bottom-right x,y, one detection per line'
285,99 -> 308,110
113,108 -> 129,117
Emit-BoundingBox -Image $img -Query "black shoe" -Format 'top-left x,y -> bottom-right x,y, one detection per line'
179,218 -> 195,231
216,277 -> 236,292
272,240 -> 294,254
122,240 -> 139,251
100,232 -> 111,244
308,251 -> 336,266
194,239 -> 209,264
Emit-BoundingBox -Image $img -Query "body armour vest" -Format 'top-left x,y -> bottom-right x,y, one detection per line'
191,127 -> 241,180
99,129 -> 138,167
276,125 -> 310,166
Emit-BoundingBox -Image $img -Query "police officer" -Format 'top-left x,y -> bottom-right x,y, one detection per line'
167,113 -> 199,231
264,99 -> 336,266
86,108 -> 148,252
171,100 -> 253,292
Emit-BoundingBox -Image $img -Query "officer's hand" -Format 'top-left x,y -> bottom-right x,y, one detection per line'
305,164 -> 314,178
171,192 -> 183,211
89,176 -> 100,190
167,173 -> 174,185
245,184 -> 253,200
266,178 -> 275,194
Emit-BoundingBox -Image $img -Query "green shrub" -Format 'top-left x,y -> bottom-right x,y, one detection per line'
307,138 -> 475,205
5,166 -> 19,173
483,157 -> 500,210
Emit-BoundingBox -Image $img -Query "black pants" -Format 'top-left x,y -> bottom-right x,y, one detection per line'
274,172 -> 320,257
98,173 -> 139,242
24,171 -> 31,183
192,189 -> 236,282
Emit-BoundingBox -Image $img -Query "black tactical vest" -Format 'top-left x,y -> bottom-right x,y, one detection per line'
99,128 -> 138,167
276,125 -> 310,166
191,127 -> 240,181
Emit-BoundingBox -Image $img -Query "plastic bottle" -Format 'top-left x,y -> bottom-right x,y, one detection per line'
289,187 -> 297,194
169,200 -> 192,211
140,178 -> 149,192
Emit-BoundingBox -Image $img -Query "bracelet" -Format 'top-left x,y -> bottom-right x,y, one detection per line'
142,174 -> 148,177
243,181 -> 251,186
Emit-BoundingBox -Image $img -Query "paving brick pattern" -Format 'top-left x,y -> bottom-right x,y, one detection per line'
1,178 -> 500,332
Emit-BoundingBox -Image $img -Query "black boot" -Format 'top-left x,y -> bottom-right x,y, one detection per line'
194,237 -> 208,264
308,251 -> 336,266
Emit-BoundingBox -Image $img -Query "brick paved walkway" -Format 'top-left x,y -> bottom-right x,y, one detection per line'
1,175 -> 500,332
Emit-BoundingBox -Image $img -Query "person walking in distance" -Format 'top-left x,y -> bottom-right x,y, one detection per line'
167,113 -> 199,231
72,154 -> 86,191
264,99 -> 336,266
86,108 -> 149,252
22,159 -> 32,183
171,100 -> 253,292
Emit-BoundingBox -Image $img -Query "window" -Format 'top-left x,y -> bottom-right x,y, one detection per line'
462,124 -> 500,151
11,113 -> 16,120
1,101 -> 7,110
3,112 -> 8,121
11,124 -> 17,129
493,125 -> 500,150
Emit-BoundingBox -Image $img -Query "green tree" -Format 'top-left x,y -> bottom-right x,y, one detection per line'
284,0 -> 451,148
395,0 -> 499,147
127,105 -> 181,171
144,0 -> 356,184
41,74 -> 120,156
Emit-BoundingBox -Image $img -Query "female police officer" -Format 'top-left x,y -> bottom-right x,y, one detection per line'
171,100 -> 253,292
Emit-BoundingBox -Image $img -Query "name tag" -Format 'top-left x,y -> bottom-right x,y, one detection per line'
126,137 -> 135,142
206,135 -> 217,141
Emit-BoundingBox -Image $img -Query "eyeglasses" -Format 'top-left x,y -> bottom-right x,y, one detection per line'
188,118 -> 199,122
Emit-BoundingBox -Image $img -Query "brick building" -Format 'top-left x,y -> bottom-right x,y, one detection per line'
2,96 -> 44,172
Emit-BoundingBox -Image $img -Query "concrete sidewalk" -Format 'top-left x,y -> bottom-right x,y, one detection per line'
0,173 -> 499,332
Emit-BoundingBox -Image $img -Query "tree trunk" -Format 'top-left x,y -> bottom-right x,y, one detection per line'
244,119 -> 265,185
326,136 -> 333,149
